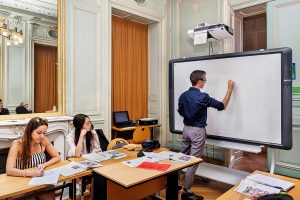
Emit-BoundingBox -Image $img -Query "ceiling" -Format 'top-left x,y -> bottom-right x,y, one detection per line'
235,3 -> 266,17
0,0 -> 57,17
112,8 -> 156,25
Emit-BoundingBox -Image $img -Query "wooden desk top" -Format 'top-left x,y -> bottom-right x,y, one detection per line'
217,171 -> 300,200
112,124 -> 161,131
0,160 -> 92,199
93,148 -> 202,188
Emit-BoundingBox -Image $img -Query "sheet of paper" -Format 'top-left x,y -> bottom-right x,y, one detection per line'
122,156 -> 160,168
194,30 -> 207,45
137,162 -> 171,171
28,168 -> 61,185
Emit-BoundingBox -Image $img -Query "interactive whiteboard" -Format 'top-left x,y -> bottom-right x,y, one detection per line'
169,48 -> 292,149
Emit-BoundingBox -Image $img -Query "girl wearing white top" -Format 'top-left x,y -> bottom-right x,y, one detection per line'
67,114 -> 102,157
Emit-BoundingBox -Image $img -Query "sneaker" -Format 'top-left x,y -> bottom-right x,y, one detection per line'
181,191 -> 204,200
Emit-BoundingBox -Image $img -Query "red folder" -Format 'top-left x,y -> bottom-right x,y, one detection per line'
137,162 -> 171,171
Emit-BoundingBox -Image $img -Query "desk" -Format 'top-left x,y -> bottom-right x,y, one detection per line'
93,148 -> 202,200
112,124 -> 161,139
0,160 -> 92,200
217,171 -> 300,200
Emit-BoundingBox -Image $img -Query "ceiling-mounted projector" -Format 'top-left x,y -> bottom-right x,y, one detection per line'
187,23 -> 233,44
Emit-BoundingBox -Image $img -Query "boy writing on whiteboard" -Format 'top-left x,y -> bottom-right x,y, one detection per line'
178,70 -> 235,200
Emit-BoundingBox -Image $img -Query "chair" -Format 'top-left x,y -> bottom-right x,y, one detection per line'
107,138 -> 129,150
131,126 -> 151,144
15,106 -> 31,114
95,129 -> 109,151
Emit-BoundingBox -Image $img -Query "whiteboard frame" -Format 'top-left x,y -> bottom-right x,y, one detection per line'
169,48 -> 292,150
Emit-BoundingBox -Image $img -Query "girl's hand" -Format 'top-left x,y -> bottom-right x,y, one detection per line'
80,129 -> 87,137
30,168 -> 44,177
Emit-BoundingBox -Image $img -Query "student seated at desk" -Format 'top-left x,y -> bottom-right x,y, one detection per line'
0,99 -> 9,115
66,114 -> 102,200
6,117 -> 61,200
16,101 -> 33,114
66,114 -> 102,157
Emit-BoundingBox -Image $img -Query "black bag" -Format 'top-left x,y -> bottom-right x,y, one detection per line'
95,129 -> 109,151
141,139 -> 160,151
112,140 -> 128,149
257,194 -> 293,200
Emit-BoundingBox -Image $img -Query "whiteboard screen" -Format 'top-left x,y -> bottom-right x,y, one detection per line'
169,48 -> 292,149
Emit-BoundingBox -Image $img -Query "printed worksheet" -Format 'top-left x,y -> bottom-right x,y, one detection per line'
28,168 -> 61,185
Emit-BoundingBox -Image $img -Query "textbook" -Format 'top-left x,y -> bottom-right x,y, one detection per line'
235,173 -> 295,196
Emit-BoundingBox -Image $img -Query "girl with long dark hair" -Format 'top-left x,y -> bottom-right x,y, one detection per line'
66,114 -> 102,157
6,117 -> 61,200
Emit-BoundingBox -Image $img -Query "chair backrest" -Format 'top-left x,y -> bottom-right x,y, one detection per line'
132,126 -> 151,144
15,106 -> 30,114
107,138 -> 129,150
95,129 -> 109,151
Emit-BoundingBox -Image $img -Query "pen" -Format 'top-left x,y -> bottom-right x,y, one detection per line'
36,165 -> 42,170
272,186 -> 283,190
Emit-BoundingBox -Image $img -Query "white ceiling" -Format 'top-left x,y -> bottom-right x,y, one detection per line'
0,0 -> 57,17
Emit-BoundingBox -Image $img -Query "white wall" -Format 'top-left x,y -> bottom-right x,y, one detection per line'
267,0 -> 300,178
167,0 -> 232,149
178,0 -> 221,57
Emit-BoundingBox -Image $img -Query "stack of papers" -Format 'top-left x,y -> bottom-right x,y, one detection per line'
82,150 -> 127,162
60,163 -> 87,177
59,161 -> 102,177
235,179 -> 280,196
246,174 -> 295,191
72,160 -> 102,169
143,151 -> 194,163
235,173 -> 295,196
122,156 -> 160,168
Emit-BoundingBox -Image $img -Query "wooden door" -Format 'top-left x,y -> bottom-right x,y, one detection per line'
243,13 -> 266,51
34,44 -> 57,113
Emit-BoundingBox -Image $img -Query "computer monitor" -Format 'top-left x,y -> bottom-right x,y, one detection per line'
113,111 -> 130,126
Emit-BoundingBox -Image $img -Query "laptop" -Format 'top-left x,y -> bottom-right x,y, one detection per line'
113,111 -> 134,128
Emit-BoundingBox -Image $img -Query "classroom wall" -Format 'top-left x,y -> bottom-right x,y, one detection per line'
267,0 -> 300,178
65,0 -> 167,142
167,0 -> 231,150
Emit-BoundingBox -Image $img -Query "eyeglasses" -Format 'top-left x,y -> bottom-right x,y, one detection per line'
200,78 -> 207,82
